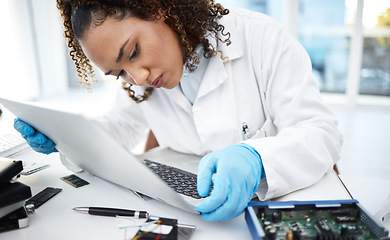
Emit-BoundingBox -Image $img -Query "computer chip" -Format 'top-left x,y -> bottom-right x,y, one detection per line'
60,174 -> 89,188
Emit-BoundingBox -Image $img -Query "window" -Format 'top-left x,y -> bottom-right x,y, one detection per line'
299,0 -> 350,94
220,0 -> 390,105
359,1 -> 390,96
300,0 -> 390,97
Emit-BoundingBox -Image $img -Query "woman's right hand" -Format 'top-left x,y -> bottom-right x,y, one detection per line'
14,118 -> 58,154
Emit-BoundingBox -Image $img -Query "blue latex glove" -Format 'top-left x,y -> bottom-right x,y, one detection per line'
196,143 -> 265,221
14,118 -> 58,154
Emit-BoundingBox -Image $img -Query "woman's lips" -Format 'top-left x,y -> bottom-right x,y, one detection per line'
151,74 -> 163,88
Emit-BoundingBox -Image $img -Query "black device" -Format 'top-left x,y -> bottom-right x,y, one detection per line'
0,160 -> 31,209
25,187 -> 62,209
0,182 -> 32,209
0,206 -> 29,233
0,160 -> 23,183
0,157 -> 32,233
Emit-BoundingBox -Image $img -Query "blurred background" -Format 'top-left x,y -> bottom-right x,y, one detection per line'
0,0 -> 389,219
1,0 -> 389,104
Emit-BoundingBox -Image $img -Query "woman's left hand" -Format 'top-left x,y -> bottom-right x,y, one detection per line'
195,143 -> 265,221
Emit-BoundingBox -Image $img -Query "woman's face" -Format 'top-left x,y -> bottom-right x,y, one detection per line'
80,15 -> 185,89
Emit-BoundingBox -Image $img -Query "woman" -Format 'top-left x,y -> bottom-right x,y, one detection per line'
14,0 -> 343,221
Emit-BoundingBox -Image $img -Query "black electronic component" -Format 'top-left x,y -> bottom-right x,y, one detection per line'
0,206 -> 29,233
0,182 -> 31,208
291,226 -> 300,239
263,220 -> 271,229
25,187 -> 62,209
271,211 -> 281,223
0,160 -> 23,183
316,219 -> 337,239
345,224 -> 363,236
335,215 -> 357,223
267,227 -> 276,240
60,174 -> 89,188
340,224 -> 348,237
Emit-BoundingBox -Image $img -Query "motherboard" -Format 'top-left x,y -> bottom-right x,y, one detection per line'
245,200 -> 389,240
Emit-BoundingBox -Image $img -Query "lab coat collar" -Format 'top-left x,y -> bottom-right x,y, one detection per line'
195,19 -> 243,100
215,16 -> 243,62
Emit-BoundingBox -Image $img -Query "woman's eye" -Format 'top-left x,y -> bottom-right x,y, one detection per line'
129,44 -> 139,60
116,70 -> 124,80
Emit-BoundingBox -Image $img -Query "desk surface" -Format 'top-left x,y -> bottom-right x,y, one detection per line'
2,148 -> 351,240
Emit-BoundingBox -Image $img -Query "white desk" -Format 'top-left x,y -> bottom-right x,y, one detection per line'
2,148 -> 351,240
339,175 -> 390,229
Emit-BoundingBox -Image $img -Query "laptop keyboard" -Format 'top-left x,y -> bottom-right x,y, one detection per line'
0,134 -> 29,157
144,159 -> 203,199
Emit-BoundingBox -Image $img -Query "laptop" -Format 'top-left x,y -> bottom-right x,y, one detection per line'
0,97 -> 202,214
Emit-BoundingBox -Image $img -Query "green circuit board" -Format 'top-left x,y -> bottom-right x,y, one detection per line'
253,203 -> 388,240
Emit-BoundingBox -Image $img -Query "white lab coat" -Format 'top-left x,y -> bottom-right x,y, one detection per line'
94,8 -> 343,201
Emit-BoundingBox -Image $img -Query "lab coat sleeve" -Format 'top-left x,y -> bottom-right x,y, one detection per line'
90,81 -> 149,152
244,24 -> 343,200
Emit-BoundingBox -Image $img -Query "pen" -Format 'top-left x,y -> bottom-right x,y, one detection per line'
72,207 -> 149,218
242,122 -> 252,140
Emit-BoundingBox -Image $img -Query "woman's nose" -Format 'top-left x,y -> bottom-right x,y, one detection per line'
123,65 -> 149,86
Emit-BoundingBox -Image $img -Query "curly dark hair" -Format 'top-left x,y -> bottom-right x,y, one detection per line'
56,0 -> 230,103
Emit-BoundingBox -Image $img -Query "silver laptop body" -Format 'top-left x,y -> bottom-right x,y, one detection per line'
0,97 -> 201,213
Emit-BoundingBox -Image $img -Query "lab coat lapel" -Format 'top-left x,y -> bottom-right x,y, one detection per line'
196,57 -> 228,100
196,24 -> 243,100
162,62 -> 228,115
163,85 -> 193,113
192,27 -> 245,151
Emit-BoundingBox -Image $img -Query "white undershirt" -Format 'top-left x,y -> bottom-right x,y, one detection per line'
180,45 -> 210,105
